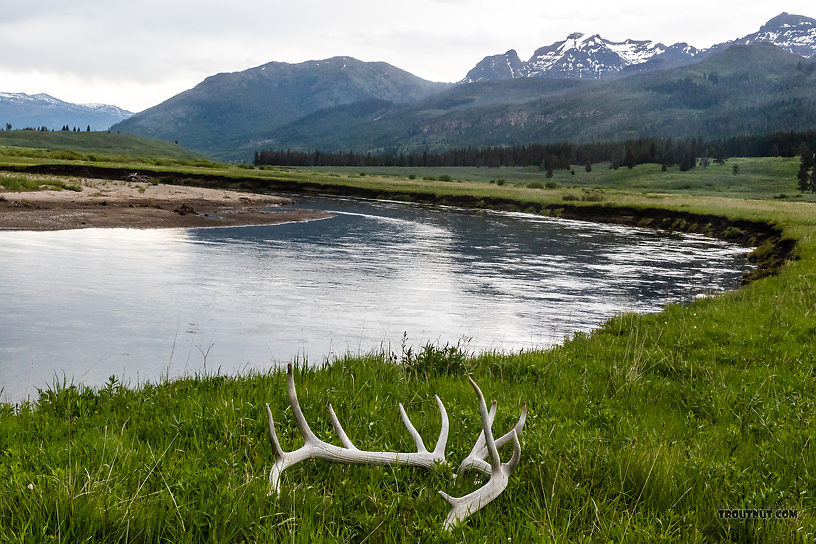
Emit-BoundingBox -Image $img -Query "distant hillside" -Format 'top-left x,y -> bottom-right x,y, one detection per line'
111,57 -> 450,159
245,44 -> 816,156
0,93 -> 132,131
0,130 -> 208,161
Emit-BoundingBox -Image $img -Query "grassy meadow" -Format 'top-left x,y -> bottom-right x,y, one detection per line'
298,157 -> 808,202
1,143 -> 815,542
0,130 -> 210,165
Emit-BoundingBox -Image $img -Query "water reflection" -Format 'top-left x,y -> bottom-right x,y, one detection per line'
0,196 -> 752,402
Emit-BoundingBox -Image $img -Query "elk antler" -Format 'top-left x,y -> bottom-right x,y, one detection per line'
265,363 -> 449,494
439,378 -> 524,530
456,400 -> 527,478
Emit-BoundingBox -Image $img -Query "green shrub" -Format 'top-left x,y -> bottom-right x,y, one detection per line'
49,150 -> 86,161
401,342 -> 470,377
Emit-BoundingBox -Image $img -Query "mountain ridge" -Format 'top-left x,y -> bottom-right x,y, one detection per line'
227,44 -> 816,159
0,92 -> 132,131
105,12 -> 816,160
463,12 -> 816,82
112,56 -> 449,155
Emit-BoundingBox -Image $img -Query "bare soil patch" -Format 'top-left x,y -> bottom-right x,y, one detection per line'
0,173 -> 329,230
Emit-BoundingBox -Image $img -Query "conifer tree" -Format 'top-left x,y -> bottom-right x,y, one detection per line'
624,148 -> 636,169
798,165 -> 810,193
798,144 -> 814,192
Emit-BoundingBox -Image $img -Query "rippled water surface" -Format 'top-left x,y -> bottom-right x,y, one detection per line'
0,196 -> 752,402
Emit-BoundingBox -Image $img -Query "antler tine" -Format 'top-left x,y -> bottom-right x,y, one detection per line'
399,402 -> 429,453
468,377 -> 501,473
440,378 -> 524,531
265,366 -> 450,495
506,429 -> 522,473
265,403 -> 285,459
327,404 -> 357,450
466,401 -> 497,457
286,363 -> 318,443
455,400 -> 496,478
457,403 -> 527,477
432,395 -> 450,457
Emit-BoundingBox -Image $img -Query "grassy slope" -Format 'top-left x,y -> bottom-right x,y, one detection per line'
0,130 -> 208,162
0,157 -> 815,542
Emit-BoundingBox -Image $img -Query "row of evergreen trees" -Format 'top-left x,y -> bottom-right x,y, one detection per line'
59,125 -> 91,132
1,124 -> 91,132
254,131 -> 816,171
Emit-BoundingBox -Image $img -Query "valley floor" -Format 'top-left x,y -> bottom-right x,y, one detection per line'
1,157 -> 814,542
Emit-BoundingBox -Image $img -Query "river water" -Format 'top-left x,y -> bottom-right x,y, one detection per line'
0,195 -> 752,403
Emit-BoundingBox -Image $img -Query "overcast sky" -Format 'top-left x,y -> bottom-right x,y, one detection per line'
1,1 -> 813,112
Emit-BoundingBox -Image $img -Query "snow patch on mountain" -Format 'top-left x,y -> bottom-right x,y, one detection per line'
465,32 -> 685,82
732,12 -> 816,57
0,92 -> 133,130
462,12 -> 816,83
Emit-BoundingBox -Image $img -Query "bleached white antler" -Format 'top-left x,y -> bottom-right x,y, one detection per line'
456,400 -> 527,477
439,378 -> 524,531
265,363 -> 449,494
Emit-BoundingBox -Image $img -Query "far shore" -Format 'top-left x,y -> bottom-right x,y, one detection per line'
0,173 -> 330,230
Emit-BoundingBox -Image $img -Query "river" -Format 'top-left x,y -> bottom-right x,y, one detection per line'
0,195 -> 752,403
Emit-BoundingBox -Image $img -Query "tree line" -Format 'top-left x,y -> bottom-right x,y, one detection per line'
254,131 -> 816,171
1,124 -> 91,132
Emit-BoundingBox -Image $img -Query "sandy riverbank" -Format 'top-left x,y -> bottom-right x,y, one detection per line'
0,173 -> 330,230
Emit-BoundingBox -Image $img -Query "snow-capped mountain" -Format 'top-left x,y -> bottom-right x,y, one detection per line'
462,12 -> 815,83
729,12 -> 816,57
462,33 -> 697,82
0,92 -> 132,130
525,33 -> 670,79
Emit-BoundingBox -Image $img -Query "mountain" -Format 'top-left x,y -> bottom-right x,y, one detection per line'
461,12 -> 816,82
462,34 -> 699,82
461,50 -> 528,82
0,93 -> 132,131
242,44 -> 816,156
109,13 -> 816,160
731,12 -> 816,57
111,56 -> 450,159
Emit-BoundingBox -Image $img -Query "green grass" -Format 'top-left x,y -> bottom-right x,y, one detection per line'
1,156 -> 816,542
0,130 -> 209,164
302,157 -> 807,201
0,173 -> 81,192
